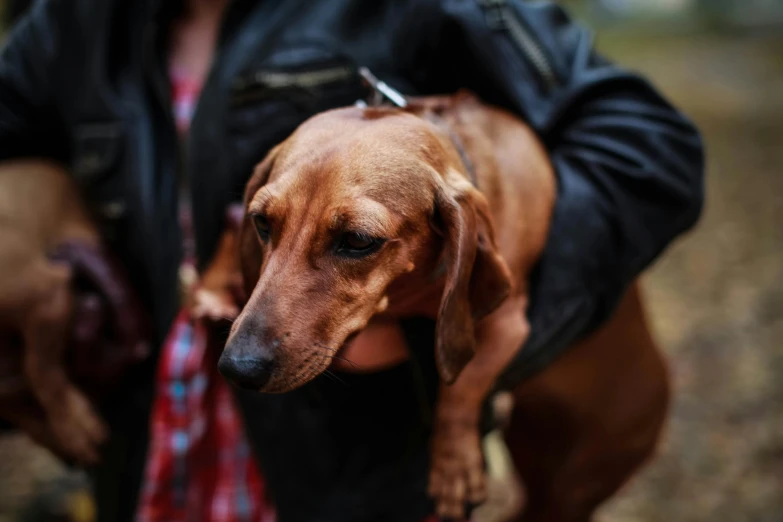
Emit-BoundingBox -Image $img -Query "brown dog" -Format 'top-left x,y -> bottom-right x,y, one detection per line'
0,159 -> 146,465
221,92 -> 670,521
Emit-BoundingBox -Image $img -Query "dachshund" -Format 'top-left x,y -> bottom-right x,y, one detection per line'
219,92 -> 670,522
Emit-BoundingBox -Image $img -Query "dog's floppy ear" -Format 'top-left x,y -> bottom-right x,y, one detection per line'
433,173 -> 512,384
239,146 -> 280,297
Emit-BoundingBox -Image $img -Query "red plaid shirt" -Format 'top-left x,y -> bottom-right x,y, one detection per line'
137,64 -> 275,522
136,309 -> 276,522
137,309 -> 444,522
135,59 -> 449,522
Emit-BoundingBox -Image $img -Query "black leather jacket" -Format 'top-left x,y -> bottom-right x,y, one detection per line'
0,1 -> 704,521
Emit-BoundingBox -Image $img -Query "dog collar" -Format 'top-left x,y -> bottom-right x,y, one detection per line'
356,67 -> 408,108
355,67 -> 478,187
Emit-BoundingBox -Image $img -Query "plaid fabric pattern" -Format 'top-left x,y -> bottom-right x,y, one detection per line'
136,60 -> 275,522
136,59 -> 452,522
136,309 -> 276,522
170,67 -> 202,136
136,59 -> 274,522
135,309 -> 450,522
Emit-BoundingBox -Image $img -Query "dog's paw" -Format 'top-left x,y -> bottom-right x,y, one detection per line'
190,288 -> 239,323
428,421 -> 487,520
49,389 -> 108,466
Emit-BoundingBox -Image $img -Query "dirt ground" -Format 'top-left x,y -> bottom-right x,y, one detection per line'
594,30 -> 783,522
1,28 -> 782,522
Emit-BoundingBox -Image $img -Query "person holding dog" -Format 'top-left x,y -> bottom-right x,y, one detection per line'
0,0 -> 704,521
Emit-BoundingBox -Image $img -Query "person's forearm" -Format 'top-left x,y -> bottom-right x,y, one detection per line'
498,81 -> 705,388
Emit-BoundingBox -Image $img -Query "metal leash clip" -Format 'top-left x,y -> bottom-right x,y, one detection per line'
355,66 -> 408,109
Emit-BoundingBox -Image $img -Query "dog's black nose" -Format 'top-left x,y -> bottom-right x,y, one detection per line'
218,353 -> 275,390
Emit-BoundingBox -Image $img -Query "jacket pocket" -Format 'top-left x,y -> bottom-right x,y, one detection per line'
228,43 -> 363,134
71,121 -> 128,223
231,65 -> 359,109
226,43 -> 365,182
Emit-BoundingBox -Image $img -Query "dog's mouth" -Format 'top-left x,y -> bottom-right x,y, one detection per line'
329,325 -> 411,372
338,331 -> 361,352
327,331 -> 362,370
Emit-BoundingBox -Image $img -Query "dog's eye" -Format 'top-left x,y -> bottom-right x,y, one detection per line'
336,232 -> 384,258
254,214 -> 270,241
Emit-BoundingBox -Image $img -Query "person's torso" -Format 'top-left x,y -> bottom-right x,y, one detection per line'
52,2 -> 492,520
55,0 -> 432,343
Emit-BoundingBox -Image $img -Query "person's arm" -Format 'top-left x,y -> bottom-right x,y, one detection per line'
0,0 -> 70,163
0,1 -> 67,436
0,0 -> 151,431
402,0 -> 705,386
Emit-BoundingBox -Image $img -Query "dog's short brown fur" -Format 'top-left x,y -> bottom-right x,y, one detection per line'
221,92 -> 670,521
0,160 -> 108,465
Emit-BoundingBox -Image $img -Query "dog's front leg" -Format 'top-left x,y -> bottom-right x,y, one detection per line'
190,225 -> 243,323
429,296 -> 530,520
23,262 -> 107,465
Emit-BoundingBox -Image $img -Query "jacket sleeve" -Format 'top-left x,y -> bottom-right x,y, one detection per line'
0,0 -> 70,162
403,0 -> 705,386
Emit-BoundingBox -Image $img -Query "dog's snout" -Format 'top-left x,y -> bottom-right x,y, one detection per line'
218,353 -> 275,390
221,313 -> 279,390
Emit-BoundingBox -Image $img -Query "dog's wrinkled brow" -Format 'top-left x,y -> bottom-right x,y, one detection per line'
332,201 -> 398,238
248,189 -> 277,216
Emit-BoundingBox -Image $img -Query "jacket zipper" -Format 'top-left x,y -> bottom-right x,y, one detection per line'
231,65 -> 357,107
478,0 -> 559,91
143,21 -> 181,186
233,65 -> 356,94
143,20 -> 194,302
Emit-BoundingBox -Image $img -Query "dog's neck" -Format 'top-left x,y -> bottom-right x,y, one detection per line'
382,276 -> 444,320
417,111 -> 479,188
378,247 -> 450,320
374,103 -> 479,320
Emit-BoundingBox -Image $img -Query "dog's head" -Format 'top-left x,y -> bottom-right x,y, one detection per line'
219,103 -> 511,393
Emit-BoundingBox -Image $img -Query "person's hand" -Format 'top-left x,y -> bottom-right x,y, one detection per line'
51,240 -> 151,393
190,204 -> 246,326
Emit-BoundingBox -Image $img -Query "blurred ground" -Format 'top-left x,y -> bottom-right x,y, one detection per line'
1,24 -> 782,522
594,30 -> 783,522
